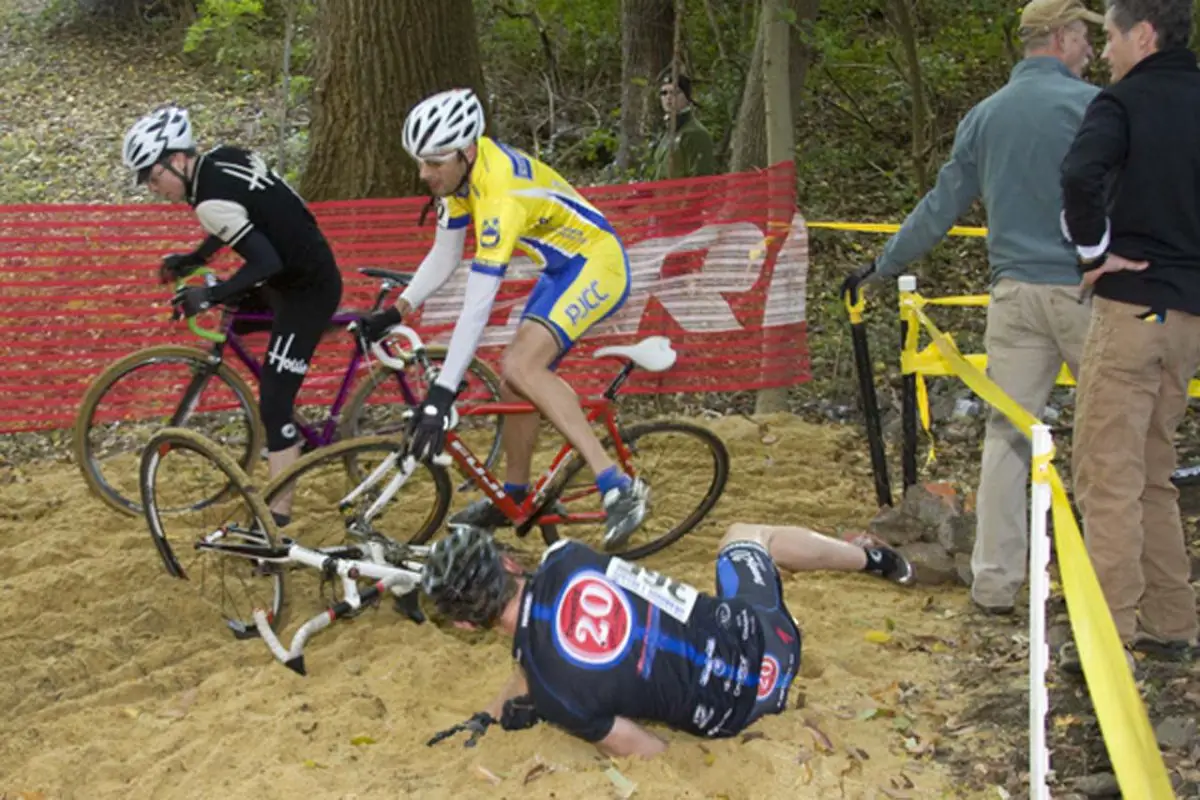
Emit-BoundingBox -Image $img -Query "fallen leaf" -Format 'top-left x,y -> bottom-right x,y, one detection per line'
476,765 -> 502,785
121,707 -> 140,719
804,718 -> 834,753
350,735 -> 376,746
703,752 -> 716,767
885,617 -> 896,631
1054,714 -> 1080,728
864,630 -> 892,644
857,707 -> 879,721
893,715 -> 912,732
302,759 -> 327,769
605,766 -> 637,799
523,763 -> 553,785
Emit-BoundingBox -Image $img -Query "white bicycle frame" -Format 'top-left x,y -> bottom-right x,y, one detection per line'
208,323 -> 457,675
196,532 -> 430,676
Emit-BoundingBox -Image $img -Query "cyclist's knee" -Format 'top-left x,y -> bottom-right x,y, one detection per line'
720,522 -> 774,552
501,349 -> 548,395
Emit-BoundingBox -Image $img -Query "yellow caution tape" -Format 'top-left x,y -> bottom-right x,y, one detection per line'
807,220 -> 988,238
910,304 -> 1174,800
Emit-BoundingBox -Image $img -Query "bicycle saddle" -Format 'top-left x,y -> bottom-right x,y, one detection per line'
594,336 -> 677,372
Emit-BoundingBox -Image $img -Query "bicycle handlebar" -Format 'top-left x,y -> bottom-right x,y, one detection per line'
175,268 -> 228,344
366,323 -> 427,369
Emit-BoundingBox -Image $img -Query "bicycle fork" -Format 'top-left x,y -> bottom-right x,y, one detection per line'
170,347 -> 226,426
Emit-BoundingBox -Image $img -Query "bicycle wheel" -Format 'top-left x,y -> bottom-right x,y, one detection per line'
339,346 -> 505,488
539,420 -> 730,560
139,427 -> 285,638
260,435 -> 453,552
74,344 -> 265,517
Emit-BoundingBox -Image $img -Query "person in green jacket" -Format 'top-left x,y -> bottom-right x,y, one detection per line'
651,74 -> 717,179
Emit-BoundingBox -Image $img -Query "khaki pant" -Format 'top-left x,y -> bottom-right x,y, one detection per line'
972,280 -> 1091,607
1072,296 -> 1200,644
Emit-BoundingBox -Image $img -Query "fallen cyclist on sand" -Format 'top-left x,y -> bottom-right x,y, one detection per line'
421,521 -> 914,757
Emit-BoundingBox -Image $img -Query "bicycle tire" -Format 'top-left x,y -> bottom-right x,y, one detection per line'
338,346 -> 505,486
139,426 -> 286,635
260,435 -> 453,546
539,420 -> 730,560
74,344 -> 265,517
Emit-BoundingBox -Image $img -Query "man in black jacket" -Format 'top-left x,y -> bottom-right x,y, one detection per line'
1060,0 -> 1200,669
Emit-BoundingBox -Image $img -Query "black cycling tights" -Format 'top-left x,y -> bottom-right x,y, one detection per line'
260,279 -> 341,452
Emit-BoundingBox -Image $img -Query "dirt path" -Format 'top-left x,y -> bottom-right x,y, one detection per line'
0,415 -> 1000,799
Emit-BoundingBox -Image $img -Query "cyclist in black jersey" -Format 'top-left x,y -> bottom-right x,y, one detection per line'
122,105 -> 343,524
420,522 -> 914,757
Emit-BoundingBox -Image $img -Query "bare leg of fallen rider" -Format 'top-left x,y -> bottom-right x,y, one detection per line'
450,322 -> 647,546
720,522 -> 915,584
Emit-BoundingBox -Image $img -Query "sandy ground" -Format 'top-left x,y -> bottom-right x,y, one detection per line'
1,414 -> 988,799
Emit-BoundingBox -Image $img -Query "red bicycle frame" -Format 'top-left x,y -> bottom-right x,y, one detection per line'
442,396 -> 638,534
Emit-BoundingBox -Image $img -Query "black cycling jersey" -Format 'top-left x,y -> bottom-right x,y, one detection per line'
512,539 -> 801,743
188,145 -> 338,294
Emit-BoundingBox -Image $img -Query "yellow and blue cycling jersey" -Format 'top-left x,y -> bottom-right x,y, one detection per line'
438,136 -> 630,349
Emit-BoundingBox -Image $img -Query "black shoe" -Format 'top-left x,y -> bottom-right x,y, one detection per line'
449,497 -> 513,529
1131,633 -> 1196,662
864,545 -> 915,585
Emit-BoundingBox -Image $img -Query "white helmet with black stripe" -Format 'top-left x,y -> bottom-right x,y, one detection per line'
122,105 -> 195,180
402,88 -> 485,160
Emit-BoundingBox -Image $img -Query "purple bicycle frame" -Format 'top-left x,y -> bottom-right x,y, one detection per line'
213,308 -> 421,449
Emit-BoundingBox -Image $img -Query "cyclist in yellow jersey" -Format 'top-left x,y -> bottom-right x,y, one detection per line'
359,88 -> 648,550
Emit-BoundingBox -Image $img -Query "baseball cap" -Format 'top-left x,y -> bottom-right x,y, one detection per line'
1019,0 -> 1105,35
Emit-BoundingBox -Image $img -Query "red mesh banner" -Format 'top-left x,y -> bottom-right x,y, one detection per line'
0,161 -> 808,432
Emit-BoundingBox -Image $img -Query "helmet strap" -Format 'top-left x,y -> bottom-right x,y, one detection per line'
450,150 -> 474,198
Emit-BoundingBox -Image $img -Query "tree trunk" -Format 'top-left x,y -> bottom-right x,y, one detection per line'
754,0 -> 796,415
728,0 -> 818,172
887,0 -> 931,194
615,0 -> 675,173
302,0 -> 486,201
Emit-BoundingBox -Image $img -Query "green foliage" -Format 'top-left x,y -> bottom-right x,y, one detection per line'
183,0 -> 268,73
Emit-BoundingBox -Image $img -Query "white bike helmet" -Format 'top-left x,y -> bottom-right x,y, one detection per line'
402,89 -> 485,160
123,105 -> 195,181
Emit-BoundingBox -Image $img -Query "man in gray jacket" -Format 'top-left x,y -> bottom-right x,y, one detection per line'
841,0 -> 1103,613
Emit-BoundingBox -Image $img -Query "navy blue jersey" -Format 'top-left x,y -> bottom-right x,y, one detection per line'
512,539 -> 801,743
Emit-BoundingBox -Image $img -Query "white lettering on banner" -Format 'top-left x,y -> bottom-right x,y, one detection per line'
417,213 -> 809,346
266,334 -> 309,376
